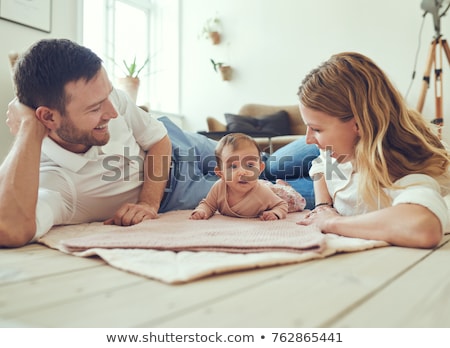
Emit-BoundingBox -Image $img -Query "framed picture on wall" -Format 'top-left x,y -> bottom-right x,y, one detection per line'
0,0 -> 52,33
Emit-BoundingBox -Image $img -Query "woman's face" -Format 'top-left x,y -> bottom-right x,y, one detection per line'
300,104 -> 359,163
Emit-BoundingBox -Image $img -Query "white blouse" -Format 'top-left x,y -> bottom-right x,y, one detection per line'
309,150 -> 449,233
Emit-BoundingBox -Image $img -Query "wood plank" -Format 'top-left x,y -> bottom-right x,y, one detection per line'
0,243 -> 46,253
332,237 -> 450,327
0,244 -> 105,285
156,245 -> 435,327
2,235 -> 448,328
0,265 -> 144,318
3,262 -> 303,327
0,244 -> 56,263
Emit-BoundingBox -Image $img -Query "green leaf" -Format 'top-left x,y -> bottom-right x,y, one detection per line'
122,56 -> 148,78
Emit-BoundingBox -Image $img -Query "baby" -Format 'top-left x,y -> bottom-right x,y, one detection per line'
190,133 -> 289,220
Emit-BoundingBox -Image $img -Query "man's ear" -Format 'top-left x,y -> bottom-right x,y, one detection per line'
214,166 -> 223,179
35,106 -> 59,130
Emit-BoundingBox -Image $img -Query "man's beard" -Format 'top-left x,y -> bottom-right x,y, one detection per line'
56,116 -> 110,147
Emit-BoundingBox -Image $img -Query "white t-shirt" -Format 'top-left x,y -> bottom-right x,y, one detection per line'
34,88 -> 167,241
309,151 -> 449,232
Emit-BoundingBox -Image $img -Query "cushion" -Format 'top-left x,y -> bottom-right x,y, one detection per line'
262,179 -> 307,212
225,110 -> 291,136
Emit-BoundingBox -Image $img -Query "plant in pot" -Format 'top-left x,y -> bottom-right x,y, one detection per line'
116,56 -> 149,103
199,17 -> 222,45
210,59 -> 232,81
8,51 -> 19,69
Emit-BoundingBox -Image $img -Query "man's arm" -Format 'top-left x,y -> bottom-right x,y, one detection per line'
138,134 -> 172,212
104,134 -> 172,226
0,100 -> 47,247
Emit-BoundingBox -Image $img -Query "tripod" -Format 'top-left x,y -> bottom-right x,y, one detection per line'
416,1 -> 450,138
416,36 -> 450,138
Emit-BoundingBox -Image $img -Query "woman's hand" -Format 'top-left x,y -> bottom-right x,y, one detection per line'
297,205 -> 340,231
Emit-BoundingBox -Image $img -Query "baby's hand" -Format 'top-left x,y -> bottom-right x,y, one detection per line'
190,210 -> 208,220
259,211 -> 278,221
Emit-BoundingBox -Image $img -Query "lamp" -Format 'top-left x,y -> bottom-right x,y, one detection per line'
421,0 -> 450,37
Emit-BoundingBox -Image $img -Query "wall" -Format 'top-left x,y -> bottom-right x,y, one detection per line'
179,0 -> 450,144
0,0 -> 79,161
1,0 -> 449,162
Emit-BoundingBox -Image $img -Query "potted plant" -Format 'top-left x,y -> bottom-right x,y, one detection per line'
210,59 -> 232,81
200,17 -> 221,45
8,51 -> 19,69
117,56 -> 149,103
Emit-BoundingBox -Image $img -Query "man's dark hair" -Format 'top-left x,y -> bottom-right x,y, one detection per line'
13,38 -> 103,115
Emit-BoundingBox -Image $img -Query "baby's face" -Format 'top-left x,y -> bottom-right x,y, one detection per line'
218,143 -> 263,194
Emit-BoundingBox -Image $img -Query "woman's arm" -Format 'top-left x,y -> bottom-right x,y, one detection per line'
299,203 -> 442,248
324,204 -> 442,248
312,173 -> 333,207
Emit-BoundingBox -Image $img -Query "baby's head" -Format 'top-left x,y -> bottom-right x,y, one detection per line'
214,133 -> 264,188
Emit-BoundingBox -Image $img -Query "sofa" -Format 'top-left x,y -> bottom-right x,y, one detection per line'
206,103 -> 306,153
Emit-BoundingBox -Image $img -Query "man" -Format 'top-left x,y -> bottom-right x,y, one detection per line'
0,38 -> 217,247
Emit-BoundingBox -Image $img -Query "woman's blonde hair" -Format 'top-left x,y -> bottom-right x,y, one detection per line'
298,52 -> 450,208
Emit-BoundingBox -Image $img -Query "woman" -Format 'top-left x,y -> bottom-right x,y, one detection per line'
297,52 -> 449,248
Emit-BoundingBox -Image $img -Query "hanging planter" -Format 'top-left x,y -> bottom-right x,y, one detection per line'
200,17 -> 222,45
218,65 -> 232,81
210,59 -> 232,81
209,31 -> 221,45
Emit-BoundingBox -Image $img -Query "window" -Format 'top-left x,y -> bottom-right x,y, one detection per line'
82,0 -> 179,113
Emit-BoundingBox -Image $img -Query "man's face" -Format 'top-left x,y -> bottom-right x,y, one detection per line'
52,68 -> 118,153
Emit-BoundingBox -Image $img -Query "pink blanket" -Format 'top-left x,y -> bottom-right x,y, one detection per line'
57,210 -> 325,253
39,210 -> 389,284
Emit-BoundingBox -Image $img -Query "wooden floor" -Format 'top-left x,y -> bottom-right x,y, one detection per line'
1,232 -> 449,328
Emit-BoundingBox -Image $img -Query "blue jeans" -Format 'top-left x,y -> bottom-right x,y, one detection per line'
158,116 -> 218,213
159,117 -> 319,211
263,137 -> 319,209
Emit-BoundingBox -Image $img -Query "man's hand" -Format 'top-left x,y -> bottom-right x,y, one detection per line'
6,97 -> 45,136
104,202 -> 159,226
